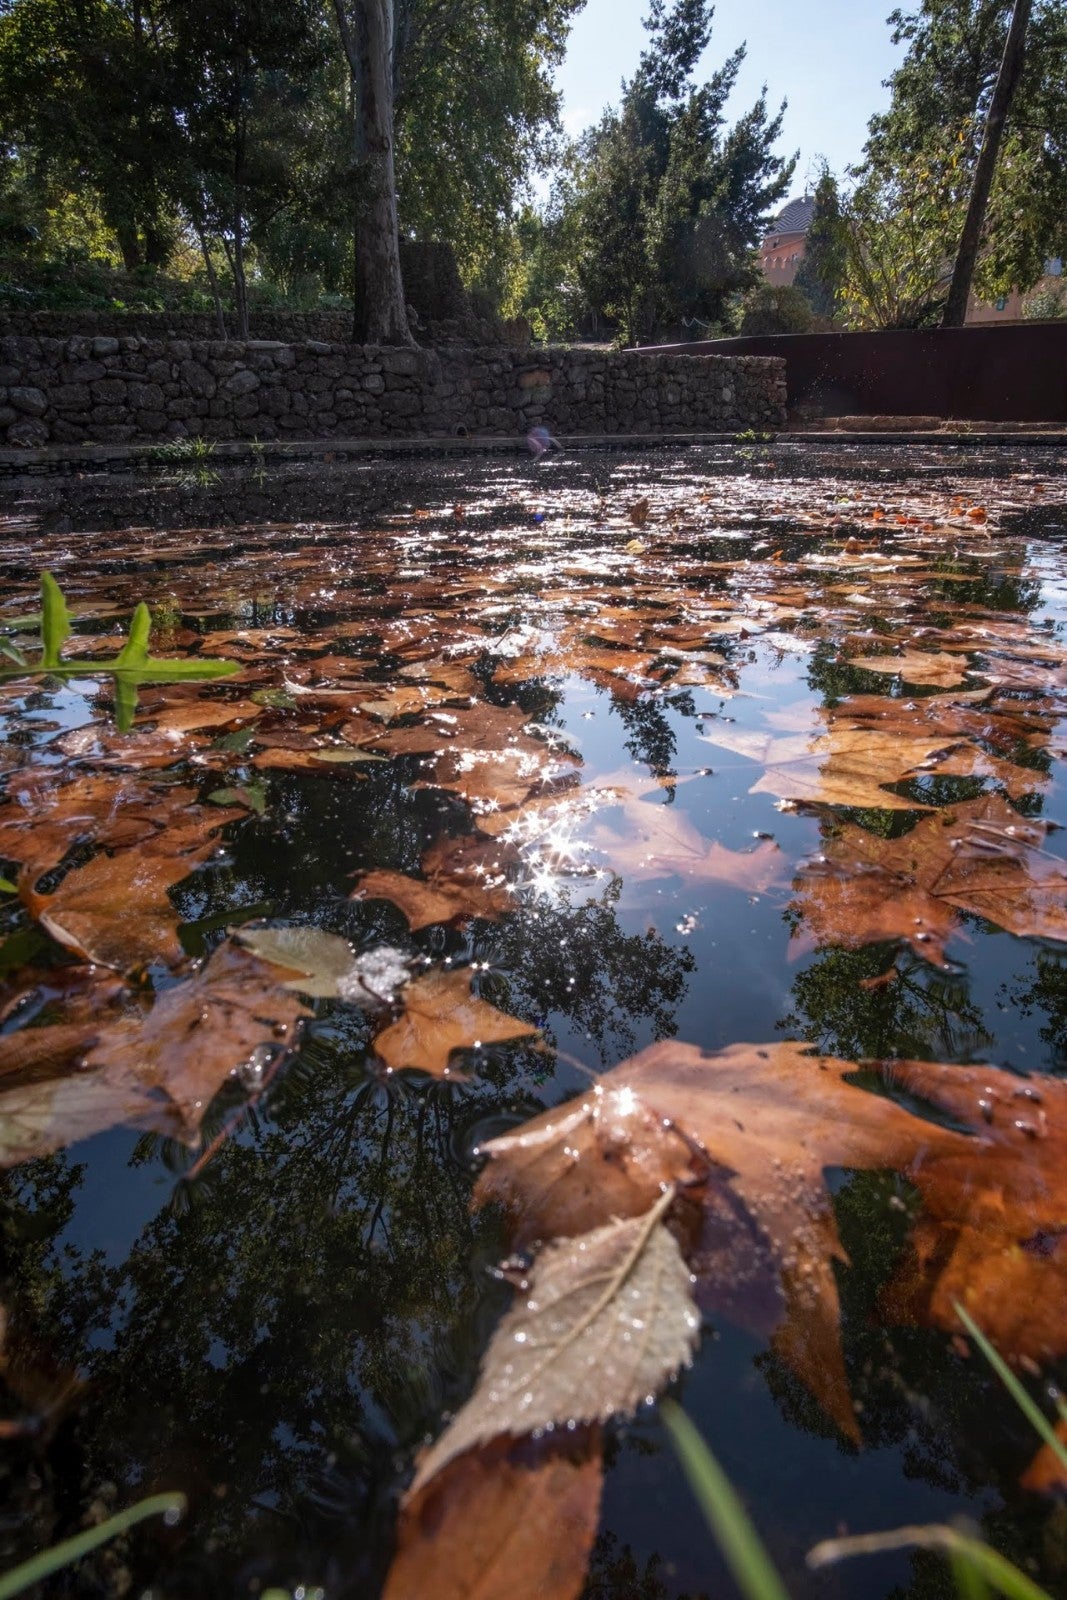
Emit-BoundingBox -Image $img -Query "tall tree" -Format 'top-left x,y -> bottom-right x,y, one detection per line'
0,0 -> 182,270
393,0 -> 583,301
333,0 -> 412,344
557,0 -> 794,345
942,0 -> 1032,324
858,0 -> 1067,319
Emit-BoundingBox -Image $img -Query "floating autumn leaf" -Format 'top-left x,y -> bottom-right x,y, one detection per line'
0,771 -> 184,872
875,1059 -> 1067,1366
21,813 -> 222,973
84,942 -> 306,1134
353,834 -> 517,930
1020,1420 -> 1067,1496
831,690 -> 1054,800
697,718 -> 973,812
53,722 -> 210,770
475,1041 -> 1067,1441
590,795 -> 787,892
791,793 -> 1067,965
372,966 -> 539,1077
384,1430 -> 603,1600
236,925 -> 410,1004
410,1189 -> 697,1492
0,943 -> 305,1164
849,650 -> 977,688
358,679 -> 475,722
139,696 -> 263,736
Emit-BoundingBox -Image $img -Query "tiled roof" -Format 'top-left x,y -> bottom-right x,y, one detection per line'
768,195 -> 816,237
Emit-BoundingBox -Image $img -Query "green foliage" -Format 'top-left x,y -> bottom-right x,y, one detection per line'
737,283 -> 814,335
1023,277 -> 1067,318
514,0 -> 795,345
840,142 -> 966,328
394,0 -> 584,298
0,0 -> 586,322
843,0 -> 1067,325
0,573 -> 239,731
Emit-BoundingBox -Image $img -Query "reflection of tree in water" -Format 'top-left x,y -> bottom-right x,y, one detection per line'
759,1165 -> 1067,1599
1000,952 -> 1067,1073
609,692 -> 692,779
778,944 -> 993,1063
2,1045 -> 521,1598
583,1533 -> 709,1600
484,878 -> 696,1065
0,866 -> 693,1595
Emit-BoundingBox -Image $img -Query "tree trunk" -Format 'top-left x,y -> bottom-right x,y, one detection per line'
231,108 -> 251,341
116,225 -> 143,273
195,220 -> 229,340
942,0 -> 1032,327
333,0 -> 414,346
232,208 -> 249,340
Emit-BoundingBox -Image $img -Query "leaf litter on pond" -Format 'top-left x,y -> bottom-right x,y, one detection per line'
2,449 -> 1067,1599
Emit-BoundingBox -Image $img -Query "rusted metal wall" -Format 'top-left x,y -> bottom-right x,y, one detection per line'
636,326 -> 1067,423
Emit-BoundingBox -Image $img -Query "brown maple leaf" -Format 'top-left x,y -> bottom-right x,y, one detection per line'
372,967 -> 539,1077
697,721 -> 960,811
791,792 -> 1067,965
0,944 -> 306,1165
476,1041 -> 1067,1441
20,814 -> 222,973
353,835 -> 518,930
383,1429 -> 602,1600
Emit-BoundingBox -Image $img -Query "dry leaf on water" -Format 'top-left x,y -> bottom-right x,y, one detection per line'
477,1041 -> 1067,1441
384,1430 -> 603,1600
410,1189 -> 697,1492
84,941 -> 306,1133
851,650 -> 977,689
236,925 -> 409,1004
23,816 -> 221,973
372,966 -> 539,1077
0,943 -> 306,1165
876,1058 -> 1067,1367
1020,1421 -> 1067,1496
791,792 -> 1067,965
353,869 -> 497,929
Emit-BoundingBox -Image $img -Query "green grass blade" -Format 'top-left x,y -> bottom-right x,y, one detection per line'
954,1303 -> 1067,1475
809,1523 -> 1052,1600
117,658 -> 240,682
0,1491 -> 185,1600
39,573 -> 71,669
112,673 -> 140,733
951,1547 -> 993,1600
661,1400 -> 790,1600
113,602 -> 152,669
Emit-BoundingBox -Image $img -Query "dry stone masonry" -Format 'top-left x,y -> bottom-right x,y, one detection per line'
0,336 -> 785,448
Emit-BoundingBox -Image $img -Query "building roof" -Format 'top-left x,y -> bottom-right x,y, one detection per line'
767,195 -> 816,237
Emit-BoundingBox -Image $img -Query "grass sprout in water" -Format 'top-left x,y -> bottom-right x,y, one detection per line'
0,572 -> 239,729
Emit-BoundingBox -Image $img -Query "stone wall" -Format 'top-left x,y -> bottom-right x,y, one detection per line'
0,335 -> 785,447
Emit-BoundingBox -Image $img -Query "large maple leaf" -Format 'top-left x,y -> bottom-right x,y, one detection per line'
475,1042 -> 1067,1441
791,792 -> 1067,965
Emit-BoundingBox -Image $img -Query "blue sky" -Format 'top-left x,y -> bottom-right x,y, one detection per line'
550,0 -> 906,198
